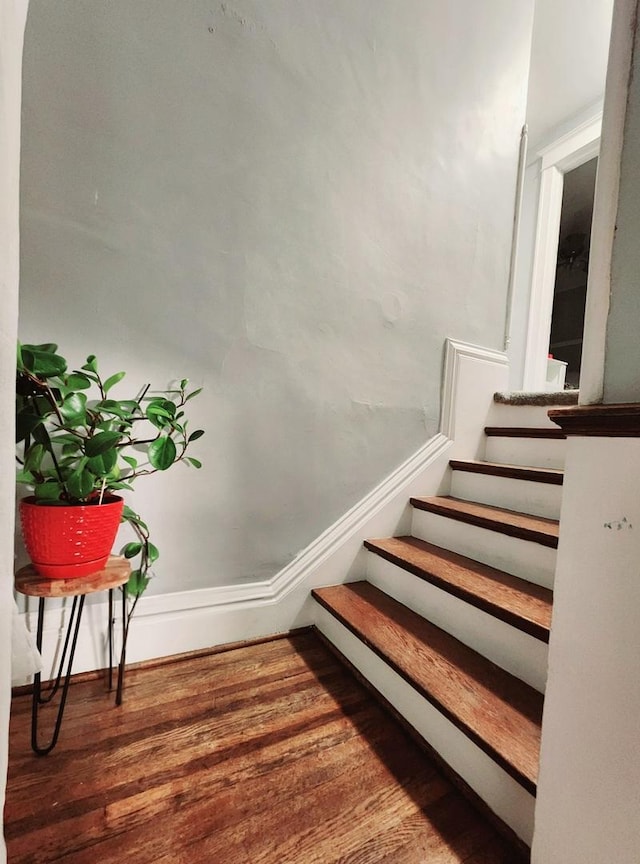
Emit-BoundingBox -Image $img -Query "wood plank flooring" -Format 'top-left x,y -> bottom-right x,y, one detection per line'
4,631 -> 524,863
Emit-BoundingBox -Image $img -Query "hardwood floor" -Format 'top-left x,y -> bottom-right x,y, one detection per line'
5,631 -> 523,863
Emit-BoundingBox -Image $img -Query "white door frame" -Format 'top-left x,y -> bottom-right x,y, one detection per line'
522,113 -> 602,391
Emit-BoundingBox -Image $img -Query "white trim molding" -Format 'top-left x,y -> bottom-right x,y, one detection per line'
523,112 -> 602,391
538,114 -> 602,173
18,339 -> 509,682
440,339 -> 508,441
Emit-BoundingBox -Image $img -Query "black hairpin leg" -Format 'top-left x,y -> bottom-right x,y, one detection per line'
108,589 -> 114,691
31,594 -> 86,756
115,584 -> 127,706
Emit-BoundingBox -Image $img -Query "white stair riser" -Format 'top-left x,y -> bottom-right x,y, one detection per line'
411,509 -> 556,589
450,471 -> 562,520
486,403 -> 564,429
314,605 -> 536,845
484,436 -> 566,470
366,554 -> 548,693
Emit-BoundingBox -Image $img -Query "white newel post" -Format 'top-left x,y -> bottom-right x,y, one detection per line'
532,406 -> 640,864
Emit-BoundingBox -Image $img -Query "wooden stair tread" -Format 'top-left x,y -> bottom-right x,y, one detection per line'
484,426 -> 566,439
410,496 -> 559,548
312,582 -> 542,794
364,536 -> 552,642
449,459 -> 563,486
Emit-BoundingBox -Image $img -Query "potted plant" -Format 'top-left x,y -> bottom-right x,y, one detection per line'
15,341 -> 204,624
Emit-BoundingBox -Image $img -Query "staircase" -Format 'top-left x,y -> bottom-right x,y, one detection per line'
312,398 -> 567,850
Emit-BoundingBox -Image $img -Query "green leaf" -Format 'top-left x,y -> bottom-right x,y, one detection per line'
145,400 -> 177,428
120,505 -> 149,531
34,394 -> 58,418
60,393 -> 87,424
16,470 -> 35,484
50,432 -> 82,445
148,436 -> 177,470
103,371 -> 126,394
122,541 -> 142,559
185,387 -> 203,402
66,467 -> 94,500
30,343 -> 59,354
127,569 -> 150,597
180,378 -> 188,390
87,448 -> 118,476
57,456 -> 80,469
186,457 -> 202,469
34,481 -> 65,501
82,355 -> 98,374
16,411 -> 43,443
21,347 -> 67,378
65,372 -> 92,391
145,407 -> 172,428
106,480 -> 134,492
121,505 -> 138,521
94,399 -> 130,419
31,423 -> 52,447
73,368 -> 100,384
23,443 -> 45,473
188,429 -> 205,443
96,420 -> 117,432
122,455 -> 138,470
85,430 -> 121,457
147,543 -> 160,564
119,400 -> 142,414
150,398 -> 176,415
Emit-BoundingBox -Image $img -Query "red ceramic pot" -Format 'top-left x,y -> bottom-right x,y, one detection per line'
19,496 -> 124,579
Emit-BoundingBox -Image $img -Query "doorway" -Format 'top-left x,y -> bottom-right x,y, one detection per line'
522,113 -> 601,391
548,157 -> 598,388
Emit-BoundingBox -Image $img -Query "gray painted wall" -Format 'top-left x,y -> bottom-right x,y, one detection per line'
604,22 -> 640,402
19,0 -> 533,594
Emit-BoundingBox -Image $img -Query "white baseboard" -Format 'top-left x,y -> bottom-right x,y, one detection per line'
17,338 -> 509,682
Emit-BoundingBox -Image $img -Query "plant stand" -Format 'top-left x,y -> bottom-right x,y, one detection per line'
14,556 -> 131,756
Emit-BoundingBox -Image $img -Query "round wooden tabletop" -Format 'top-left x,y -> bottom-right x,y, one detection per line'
15,555 -> 131,598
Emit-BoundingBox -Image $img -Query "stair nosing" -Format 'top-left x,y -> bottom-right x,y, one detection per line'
449,459 -> 563,486
312,582 -> 541,795
410,496 -> 559,549
364,536 -> 551,643
484,426 -> 567,440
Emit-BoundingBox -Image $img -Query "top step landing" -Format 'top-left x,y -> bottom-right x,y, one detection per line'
487,391 -> 579,429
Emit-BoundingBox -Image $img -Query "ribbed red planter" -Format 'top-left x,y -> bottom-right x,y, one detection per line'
19,496 -> 124,579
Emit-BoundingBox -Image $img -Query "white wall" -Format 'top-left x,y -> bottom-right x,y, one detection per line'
0,2 -> 29,859
18,0 -> 534,598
